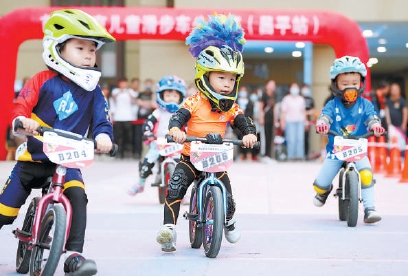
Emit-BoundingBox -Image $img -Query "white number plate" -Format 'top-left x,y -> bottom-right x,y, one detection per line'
43,131 -> 94,168
333,136 -> 367,162
190,142 -> 234,172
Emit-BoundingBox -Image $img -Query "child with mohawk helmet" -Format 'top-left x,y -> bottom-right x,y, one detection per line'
156,13 -> 258,252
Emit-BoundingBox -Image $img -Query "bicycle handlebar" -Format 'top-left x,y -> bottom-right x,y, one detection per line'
14,118 -> 118,157
166,134 -> 261,149
328,130 -> 386,140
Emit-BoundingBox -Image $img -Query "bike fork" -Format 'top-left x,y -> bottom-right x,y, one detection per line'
197,174 -> 228,225
341,164 -> 362,202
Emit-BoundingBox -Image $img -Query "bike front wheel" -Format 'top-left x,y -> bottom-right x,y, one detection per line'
202,186 -> 224,258
346,171 -> 359,227
189,184 -> 202,249
337,169 -> 347,221
16,197 -> 40,274
159,163 -> 174,204
30,204 -> 66,276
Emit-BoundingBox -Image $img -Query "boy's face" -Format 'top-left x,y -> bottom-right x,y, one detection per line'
163,90 -> 181,104
60,38 -> 97,68
208,71 -> 237,95
336,73 -> 361,90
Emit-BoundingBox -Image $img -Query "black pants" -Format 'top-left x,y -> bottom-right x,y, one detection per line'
113,121 -> 133,158
163,155 -> 235,225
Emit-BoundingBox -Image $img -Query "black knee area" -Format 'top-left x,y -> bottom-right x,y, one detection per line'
139,159 -> 154,178
0,214 -> 16,226
226,193 -> 236,219
167,168 -> 189,200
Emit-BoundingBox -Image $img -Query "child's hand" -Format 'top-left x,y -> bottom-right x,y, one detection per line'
15,117 -> 40,136
242,134 -> 257,148
172,131 -> 186,144
95,136 -> 113,153
371,125 -> 385,137
316,123 -> 329,134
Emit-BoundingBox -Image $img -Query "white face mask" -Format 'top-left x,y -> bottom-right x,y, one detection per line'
301,88 -> 311,97
239,91 -> 248,98
290,87 -> 300,95
250,94 -> 258,102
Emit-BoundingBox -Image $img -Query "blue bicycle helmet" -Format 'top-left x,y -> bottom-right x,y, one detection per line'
329,56 -> 367,107
156,75 -> 186,113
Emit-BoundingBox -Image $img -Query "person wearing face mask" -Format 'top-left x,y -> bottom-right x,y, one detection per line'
280,82 -> 307,161
313,56 -> 385,223
301,84 -> 315,159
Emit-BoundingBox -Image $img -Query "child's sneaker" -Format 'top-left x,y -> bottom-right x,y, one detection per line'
64,252 -> 97,276
156,224 -> 177,252
127,184 -> 144,196
364,208 -> 382,223
224,216 -> 241,244
313,185 -> 333,207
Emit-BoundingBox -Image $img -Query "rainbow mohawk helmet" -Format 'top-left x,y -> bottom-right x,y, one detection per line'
186,13 -> 245,112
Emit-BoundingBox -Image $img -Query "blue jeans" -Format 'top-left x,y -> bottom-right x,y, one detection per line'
314,156 -> 376,209
285,121 -> 305,160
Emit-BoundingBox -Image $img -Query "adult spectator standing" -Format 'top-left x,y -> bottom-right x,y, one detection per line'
259,79 -> 276,161
301,84 -> 315,160
136,78 -> 156,158
280,82 -> 307,161
367,80 -> 390,131
111,77 -> 137,159
385,82 -> 407,145
129,77 -> 141,159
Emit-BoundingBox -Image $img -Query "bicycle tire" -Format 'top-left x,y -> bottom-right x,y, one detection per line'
346,171 -> 359,227
159,163 -> 174,204
189,185 -> 202,249
30,204 -> 66,276
202,186 -> 224,258
16,197 -> 40,274
337,169 -> 347,221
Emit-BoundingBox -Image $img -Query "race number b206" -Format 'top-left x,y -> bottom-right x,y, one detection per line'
201,152 -> 229,169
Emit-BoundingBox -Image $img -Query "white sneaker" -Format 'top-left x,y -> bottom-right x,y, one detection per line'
156,224 -> 177,252
224,217 -> 241,244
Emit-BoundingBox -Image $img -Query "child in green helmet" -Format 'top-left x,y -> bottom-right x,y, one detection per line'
0,9 -> 115,275
156,13 -> 258,253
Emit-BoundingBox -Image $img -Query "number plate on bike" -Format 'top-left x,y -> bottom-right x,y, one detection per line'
333,136 -> 368,162
43,131 -> 94,168
156,137 -> 183,157
190,142 -> 233,172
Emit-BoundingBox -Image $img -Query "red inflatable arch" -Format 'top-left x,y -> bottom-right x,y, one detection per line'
0,7 -> 370,159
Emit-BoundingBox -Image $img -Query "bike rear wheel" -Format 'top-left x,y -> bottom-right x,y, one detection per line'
189,184 -> 203,249
16,197 -> 40,274
337,169 -> 347,221
346,171 -> 359,227
30,204 -> 66,276
159,163 -> 174,204
202,186 -> 224,258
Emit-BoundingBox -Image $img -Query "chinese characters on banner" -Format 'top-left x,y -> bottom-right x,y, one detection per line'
40,13 -> 320,38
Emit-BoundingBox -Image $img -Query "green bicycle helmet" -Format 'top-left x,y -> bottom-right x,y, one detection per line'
195,45 -> 244,112
42,9 -> 115,91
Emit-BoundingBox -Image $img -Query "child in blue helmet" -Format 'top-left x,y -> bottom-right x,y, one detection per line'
314,56 -> 385,223
128,75 -> 186,195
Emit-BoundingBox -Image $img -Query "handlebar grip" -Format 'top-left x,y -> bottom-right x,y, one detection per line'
13,118 -> 23,132
109,144 -> 119,157
253,141 -> 261,149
